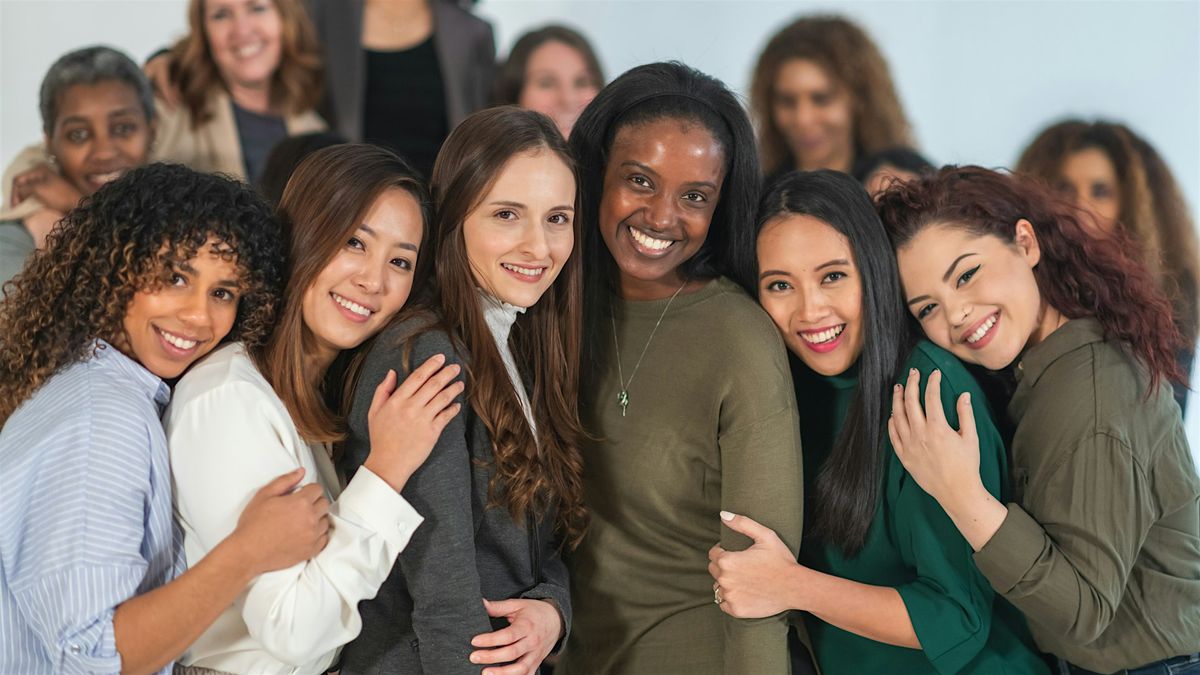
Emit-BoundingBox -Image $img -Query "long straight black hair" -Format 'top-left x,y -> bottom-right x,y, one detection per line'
570,62 -> 762,384
756,170 -> 913,555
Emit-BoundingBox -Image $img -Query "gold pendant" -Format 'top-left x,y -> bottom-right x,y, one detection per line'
617,390 -> 629,417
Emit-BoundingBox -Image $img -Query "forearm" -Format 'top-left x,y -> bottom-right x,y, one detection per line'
936,482 -> 1009,553
113,536 -> 254,675
792,565 -> 920,650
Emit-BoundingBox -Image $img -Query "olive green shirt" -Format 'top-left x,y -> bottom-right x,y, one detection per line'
559,277 -> 804,674
974,319 -> 1200,671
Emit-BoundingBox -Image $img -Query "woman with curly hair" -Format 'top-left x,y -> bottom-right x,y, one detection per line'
0,163 -> 331,674
164,144 -> 462,675
1017,119 -> 1200,411
877,166 -> 1200,674
337,107 -> 585,675
750,15 -> 914,179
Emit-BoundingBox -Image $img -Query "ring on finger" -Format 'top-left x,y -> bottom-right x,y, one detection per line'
714,585 -> 724,604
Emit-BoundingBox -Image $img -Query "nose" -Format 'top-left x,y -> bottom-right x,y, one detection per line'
90,129 -> 118,161
646,192 -> 676,231
795,99 -> 818,131
948,299 -> 972,329
352,258 -> 385,294
178,288 -> 213,330
519,221 -> 551,260
797,285 -> 830,324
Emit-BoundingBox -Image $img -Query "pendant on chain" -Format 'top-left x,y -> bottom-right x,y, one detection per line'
617,390 -> 630,417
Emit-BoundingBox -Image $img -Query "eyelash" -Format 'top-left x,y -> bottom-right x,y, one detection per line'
764,280 -> 791,292
823,271 -> 847,284
957,265 -> 979,287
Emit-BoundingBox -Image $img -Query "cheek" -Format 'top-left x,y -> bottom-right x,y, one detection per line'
759,295 -> 791,334
518,86 -> 552,112
550,229 -> 575,265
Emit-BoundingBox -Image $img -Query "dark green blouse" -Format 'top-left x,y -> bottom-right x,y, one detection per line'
796,340 -> 1048,675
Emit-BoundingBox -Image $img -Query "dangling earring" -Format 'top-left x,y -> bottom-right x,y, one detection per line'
46,153 -> 58,168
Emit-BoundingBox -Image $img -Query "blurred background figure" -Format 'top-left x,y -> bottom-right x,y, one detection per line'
493,24 -> 604,139
1,45 -> 155,288
257,130 -> 346,205
751,15 -> 913,180
1017,119 -> 1200,411
853,146 -> 933,198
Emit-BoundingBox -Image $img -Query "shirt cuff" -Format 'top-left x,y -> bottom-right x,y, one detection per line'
335,466 -> 423,548
973,503 -> 1046,593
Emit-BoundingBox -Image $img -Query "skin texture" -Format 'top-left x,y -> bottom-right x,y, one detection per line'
771,58 -> 854,173
203,0 -> 283,112
300,188 -> 425,372
757,214 -> 864,377
517,41 -> 600,139
1058,147 -> 1120,233
464,150 -> 576,309
117,238 -> 241,380
599,118 -> 725,301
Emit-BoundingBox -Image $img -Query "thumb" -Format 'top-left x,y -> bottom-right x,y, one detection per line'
719,511 -> 776,545
255,467 -> 305,499
957,392 -> 978,445
482,598 -> 522,618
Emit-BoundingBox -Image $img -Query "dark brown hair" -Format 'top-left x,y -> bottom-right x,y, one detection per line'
409,105 -> 588,546
877,166 -> 1183,391
751,15 -> 913,175
1017,119 -> 1200,342
168,0 -> 323,128
493,24 -> 605,105
259,144 -> 428,444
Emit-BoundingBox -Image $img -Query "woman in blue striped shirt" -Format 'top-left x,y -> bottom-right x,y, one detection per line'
0,163 -> 332,674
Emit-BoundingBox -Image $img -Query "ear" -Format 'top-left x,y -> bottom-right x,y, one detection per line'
1013,218 -> 1041,269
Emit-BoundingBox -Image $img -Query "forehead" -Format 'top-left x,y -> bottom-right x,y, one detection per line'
1062,146 -> 1118,178
759,214 -> 853,268
527,40 -> 588,71
55,80 -> 143,122
898,224 -> 1006,273
775,58 -> 837,91
481,150 -> 575,202
609,117 -> 725,176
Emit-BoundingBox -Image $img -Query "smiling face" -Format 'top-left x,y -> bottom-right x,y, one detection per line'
598,117 -> 726,300
301,188 -> 424,364
203,0 -> 283,93
772,58 -> 854,172
518,40 -> 600,138
896,220 -> 1058,370
1058,146 -> 1121,234
47,80 -> 153,196
119,237 -> 241,379
758,214 -> 864,376
464,149 -> 576,308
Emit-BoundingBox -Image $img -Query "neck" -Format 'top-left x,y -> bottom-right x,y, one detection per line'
795,146 -> 854,174
617,271 -> 705,301
1026,300 -> 1069,351
304,344 -> 337,383
227,80 -> 272,115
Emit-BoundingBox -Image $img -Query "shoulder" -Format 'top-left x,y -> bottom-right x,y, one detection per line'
367,311 -> 466,373
902,341 -> 985,396
690,278 -> 783,344
169,342 -> 275,411
435,0 -> 493,33
0,221 -> 34,249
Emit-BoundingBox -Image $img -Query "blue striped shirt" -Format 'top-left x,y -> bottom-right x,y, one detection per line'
0,341 -> 182,674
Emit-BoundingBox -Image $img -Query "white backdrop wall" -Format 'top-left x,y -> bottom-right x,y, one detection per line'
2,0 -> 1199,458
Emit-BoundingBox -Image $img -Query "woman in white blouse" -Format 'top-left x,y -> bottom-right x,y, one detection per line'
164,143 -> 462,675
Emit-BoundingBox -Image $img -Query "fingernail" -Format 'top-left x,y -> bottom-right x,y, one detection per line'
909,368 -> 917,375
720,510 -> 734,521
894,384 -> 901,391
435,353 -> 445,362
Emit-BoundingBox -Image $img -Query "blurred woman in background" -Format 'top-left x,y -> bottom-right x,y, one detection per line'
494,24 -> 605,139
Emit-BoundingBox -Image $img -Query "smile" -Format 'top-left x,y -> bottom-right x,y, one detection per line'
85,169 -> 127,186
500,262 -> 546,281
235,42 -> 266,59
800,324 -> 844,345
155,326 -> 201,353
963,312 -> 1000,348
628,226 -> 676,256
331,292 -> 373,318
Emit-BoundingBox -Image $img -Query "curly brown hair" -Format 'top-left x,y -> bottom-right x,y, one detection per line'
168,0 -> 323,128
0,163 -> 284,424
1016,119 -> 1200,343
751,15 -> 913,176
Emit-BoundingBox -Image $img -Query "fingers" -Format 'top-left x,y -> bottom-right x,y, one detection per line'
368,369 -> 398,419
924,369 -> 948,428
254,467 -> 305,499
482,650 -> 538,675
957,392 -> 978,443
887,416 -> 904,458
891,383 -> 911,444
471,635 -> 529,665
425,379 -> 465,416
481,597 -> 524,618
471,623 -> 522,648
902,368 -> 927,437
394,353 -> 448,400
296,482 -> 325,503
432,402 -> 463,431
707,543 -> 724,562
718,511 -> 776,545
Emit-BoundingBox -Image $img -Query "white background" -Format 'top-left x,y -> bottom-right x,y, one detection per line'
2,0 -> 1198,457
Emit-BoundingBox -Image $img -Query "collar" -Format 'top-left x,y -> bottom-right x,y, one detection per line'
478,290 -> 526,343
1012,317 -> 1105,388
93,339 -> 171,412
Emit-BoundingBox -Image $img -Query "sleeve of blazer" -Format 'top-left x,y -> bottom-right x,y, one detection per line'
360,327 -> 492,674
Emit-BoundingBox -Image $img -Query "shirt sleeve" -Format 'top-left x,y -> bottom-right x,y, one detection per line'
166,378 -> 422,666
973,431 -> 1151,645
7,406 -> 158,674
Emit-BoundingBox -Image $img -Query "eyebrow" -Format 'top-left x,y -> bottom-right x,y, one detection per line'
59,108 -> 140,126
941,252 -> 977,283
816,258 -> 850,271
358,223 -> 418,252
175,260 -> 240,288
758,269 -> 792,280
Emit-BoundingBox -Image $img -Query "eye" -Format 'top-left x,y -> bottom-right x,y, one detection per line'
212,287 -> 238,302
250,0 -> 271,12
629,175 -> 652,190
1092,183 -> 1114,199
65,128 -> 89,144
346,236 -> 365,250
765,280 -> 792,292
495,209 -> 518,221
682,191 -> 707,204
112,122 -> 137,137
547,212 -> 571,226
170,273 -> 188,287
915,302 -> 937,320
209,7 -> 230,20
822,271 -> 847,284
811,92 -> 832,107
390,257 -> 413,271
956,265 -> 979,288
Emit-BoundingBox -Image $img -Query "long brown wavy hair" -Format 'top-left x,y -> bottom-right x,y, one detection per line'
168,0 -> 323,128
258,144 -> 428,445
1017,119 -> 1200,343
493,24 -> 606,105
0,163 -> 283,424
751,15 -> 913,176
877,166 -> 1183,392
406,106 -> 588,546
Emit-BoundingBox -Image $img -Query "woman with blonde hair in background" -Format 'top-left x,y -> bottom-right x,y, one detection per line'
750,15 -> 913,180
1017,119 -> 1200,411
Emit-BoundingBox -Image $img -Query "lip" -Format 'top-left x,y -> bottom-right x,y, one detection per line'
625,224 -> 678,259
500,262 -> 547,284
83,168 -> 130,190
960,311 -> 1000,350
154,325 -> 205,360
330,291 -> 374,324
797,323 -> 846,354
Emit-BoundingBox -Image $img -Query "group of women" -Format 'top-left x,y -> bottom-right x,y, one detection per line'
1,3 -> 1198,675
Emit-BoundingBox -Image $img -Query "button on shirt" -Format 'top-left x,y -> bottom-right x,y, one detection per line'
0,342 -> 181,674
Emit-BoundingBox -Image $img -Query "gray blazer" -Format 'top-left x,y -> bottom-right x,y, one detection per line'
340,315 -> 571,675
309,0 -> 496,142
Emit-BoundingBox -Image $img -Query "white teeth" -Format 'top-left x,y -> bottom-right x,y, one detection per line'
89,171 -> 124,185
629,227 -> 674,251
501,263 -> 544,277
800,324 -> 845,345
967,315 -> 998,344
332,292 -> 371,317
236,43 -> 264,58
160,329 -> 198,350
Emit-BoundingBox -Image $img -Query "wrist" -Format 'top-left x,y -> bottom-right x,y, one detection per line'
208,532 -> 261,583
784,561 -> 811,612
363,455 -> 412,493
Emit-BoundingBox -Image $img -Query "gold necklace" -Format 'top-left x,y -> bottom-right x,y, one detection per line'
610,280 -> 688,417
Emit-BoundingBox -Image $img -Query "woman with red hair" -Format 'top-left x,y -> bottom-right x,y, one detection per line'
875,166 -> 1200,675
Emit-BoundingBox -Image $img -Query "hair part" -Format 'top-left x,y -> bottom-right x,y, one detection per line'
757,170 -> 912,555
750,15 -> 913,176
494,24 -> 605,106
877,165 -> 1184,392
39,45 -> 155,136
0,162 -> 283,424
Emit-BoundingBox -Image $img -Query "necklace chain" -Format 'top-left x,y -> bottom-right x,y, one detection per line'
610,280 -> 688,417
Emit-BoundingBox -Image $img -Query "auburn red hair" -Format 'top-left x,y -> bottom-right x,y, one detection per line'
876,165 -> 1183,391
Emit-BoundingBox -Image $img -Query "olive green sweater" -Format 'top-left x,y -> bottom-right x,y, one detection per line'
559,277 -> 804,674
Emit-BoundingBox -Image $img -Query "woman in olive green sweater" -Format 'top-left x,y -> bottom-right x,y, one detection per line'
878,167 -> 1200,674
710,170 -> 1048,674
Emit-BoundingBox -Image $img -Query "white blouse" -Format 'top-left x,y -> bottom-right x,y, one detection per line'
164,343 -> 423,674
